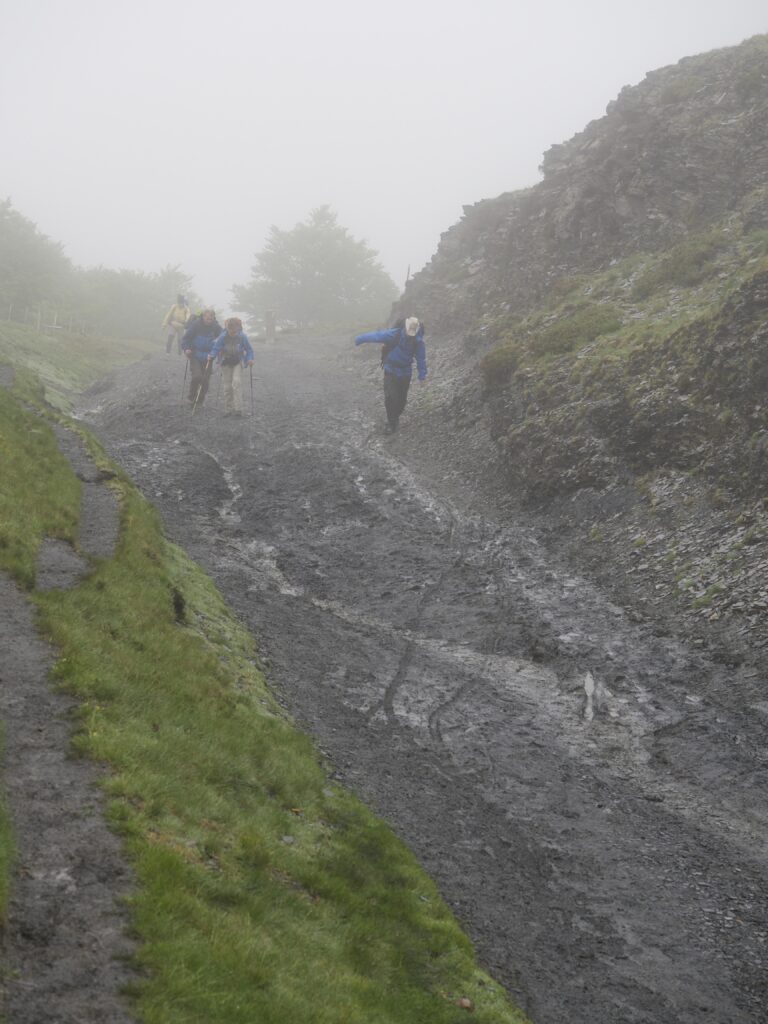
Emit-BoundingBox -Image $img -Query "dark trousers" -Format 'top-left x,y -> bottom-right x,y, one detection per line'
189,359 -> 211,404
383,372 -> 411,429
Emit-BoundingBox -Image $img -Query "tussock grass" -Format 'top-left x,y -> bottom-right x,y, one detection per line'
530,303 -> 622,356
631,230 -> 728,300
480,302 -> 622,386
0,370 -> 528,1021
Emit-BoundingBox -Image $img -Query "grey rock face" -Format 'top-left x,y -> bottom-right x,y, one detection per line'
401,34 -> 768,333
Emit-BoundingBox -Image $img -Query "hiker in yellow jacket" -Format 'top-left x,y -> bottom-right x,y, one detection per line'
162,295 -> 190,354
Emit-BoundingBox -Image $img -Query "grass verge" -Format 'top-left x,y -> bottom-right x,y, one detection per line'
0,322 -> 155,410
0,362 -> 529,1022
0,366 -> 81,587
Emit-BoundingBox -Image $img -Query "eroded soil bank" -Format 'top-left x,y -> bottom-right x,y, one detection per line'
80,337 -> 768,1024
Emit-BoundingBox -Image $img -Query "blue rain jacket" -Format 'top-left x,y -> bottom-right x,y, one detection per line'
354,325 -> 427,380
182,317 -> 222,363
210,330 -> 255,368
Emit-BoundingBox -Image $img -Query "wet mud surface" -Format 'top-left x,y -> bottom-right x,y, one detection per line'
81,339 -> 768,1024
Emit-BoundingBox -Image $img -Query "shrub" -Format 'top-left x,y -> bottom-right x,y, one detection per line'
480,341 -> 520,387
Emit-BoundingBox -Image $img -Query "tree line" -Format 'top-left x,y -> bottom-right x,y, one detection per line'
2,199 -> 399,339
0,199 -> 199,339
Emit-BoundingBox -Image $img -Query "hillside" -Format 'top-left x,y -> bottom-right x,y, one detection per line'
397,33 -> 768,665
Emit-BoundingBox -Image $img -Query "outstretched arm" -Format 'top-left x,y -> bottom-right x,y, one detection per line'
354,328 -> 399,347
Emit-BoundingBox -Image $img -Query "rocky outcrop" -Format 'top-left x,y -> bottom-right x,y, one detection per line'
400,34 -> 768,338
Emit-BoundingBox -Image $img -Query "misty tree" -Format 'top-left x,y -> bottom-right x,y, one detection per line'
233,206 -> 397,329
0,198 -> 201,337
0,199 -> 72,312
71,264 -> 198,339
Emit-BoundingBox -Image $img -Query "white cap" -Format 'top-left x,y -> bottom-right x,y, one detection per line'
405,316 -> 420,336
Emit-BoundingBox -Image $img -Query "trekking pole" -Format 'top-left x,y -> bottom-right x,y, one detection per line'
179,357 -> 188,407
249,364 -> 254,417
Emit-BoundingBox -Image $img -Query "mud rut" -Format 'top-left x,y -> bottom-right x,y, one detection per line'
80,339 -> 767,1024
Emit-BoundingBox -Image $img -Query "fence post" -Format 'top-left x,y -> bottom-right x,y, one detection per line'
265,309 -> 276,344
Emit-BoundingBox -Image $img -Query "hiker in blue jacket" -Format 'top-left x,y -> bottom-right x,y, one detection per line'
182,308 -> 221,408
354,316 -> 427,434
207,317 -> 254,418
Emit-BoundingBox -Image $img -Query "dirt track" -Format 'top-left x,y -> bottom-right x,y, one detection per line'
80,336 -> 768,1024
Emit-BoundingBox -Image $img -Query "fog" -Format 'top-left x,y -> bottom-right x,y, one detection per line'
2,0 -> 766,310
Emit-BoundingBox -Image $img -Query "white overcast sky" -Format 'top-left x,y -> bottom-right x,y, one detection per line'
2,1 -> 766,311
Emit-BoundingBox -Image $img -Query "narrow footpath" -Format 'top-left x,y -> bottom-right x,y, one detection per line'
80,337 -> 768,1024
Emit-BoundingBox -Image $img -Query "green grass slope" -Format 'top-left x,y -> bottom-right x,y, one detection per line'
0,322 -> 155,410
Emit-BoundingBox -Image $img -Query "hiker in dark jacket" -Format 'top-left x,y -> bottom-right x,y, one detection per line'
354,316 -> 427,433
182,308 -> 221,407
207,317 -> 254,417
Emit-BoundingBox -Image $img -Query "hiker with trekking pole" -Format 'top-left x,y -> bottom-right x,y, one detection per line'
181,308 -> 221,411
206,317 -> 254,419
354,316 -> 427,434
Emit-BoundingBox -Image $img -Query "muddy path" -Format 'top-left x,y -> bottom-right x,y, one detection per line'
80,338 -> 768,1024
